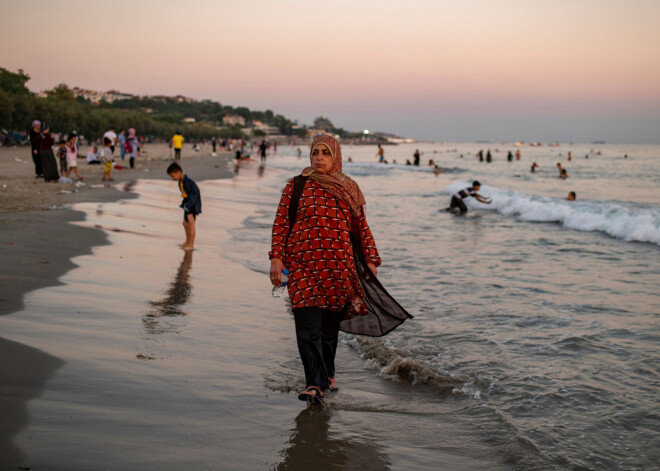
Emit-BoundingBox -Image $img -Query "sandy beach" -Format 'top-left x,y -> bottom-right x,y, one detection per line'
0,144 -> 235,468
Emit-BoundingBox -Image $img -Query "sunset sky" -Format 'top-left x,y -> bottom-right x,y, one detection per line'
3,0 -> 660,142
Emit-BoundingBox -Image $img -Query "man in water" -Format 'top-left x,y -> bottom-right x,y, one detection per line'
531,162 -> 539,173
446,180 -> 492,215
376,144 -> 385,163
557,163 -> 565,177
567,191 -> 576,201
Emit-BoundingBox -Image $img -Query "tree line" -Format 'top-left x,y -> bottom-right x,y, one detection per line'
0,67 -> 308,142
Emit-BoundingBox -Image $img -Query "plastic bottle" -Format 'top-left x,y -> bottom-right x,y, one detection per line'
271,269 -> 290,298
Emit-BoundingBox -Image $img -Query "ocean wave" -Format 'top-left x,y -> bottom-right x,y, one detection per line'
443,181 -> 660,245
344,161 -> 466,176
343,334 -> 464,393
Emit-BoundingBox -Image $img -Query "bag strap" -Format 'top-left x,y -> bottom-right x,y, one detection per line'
287,175 -> 309,239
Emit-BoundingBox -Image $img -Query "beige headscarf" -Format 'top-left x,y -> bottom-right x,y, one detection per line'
302,134 -> 366,216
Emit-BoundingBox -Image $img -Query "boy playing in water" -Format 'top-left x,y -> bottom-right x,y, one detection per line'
101,137 -> 113,181
446,180 -> 492,215
167,163 -> 201,250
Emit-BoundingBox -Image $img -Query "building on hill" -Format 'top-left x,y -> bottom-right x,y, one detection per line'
223,115 -> 246,127
250,121 -> 280,135
173,95 -> 196,103
70,87 -> 133,103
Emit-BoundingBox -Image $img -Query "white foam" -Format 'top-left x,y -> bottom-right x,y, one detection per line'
442,181 -> 660,245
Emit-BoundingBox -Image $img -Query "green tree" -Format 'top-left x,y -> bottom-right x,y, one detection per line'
45,83 -> 76,101
313,116 -> 334,130
0,68 -> 31,96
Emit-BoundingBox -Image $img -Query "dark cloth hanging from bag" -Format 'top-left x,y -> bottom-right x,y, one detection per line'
340,226 -> 413,337
288,175 -> 412,337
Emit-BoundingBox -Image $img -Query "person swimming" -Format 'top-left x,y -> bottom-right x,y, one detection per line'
446,180 -> 492,215
567,191 -> 576,201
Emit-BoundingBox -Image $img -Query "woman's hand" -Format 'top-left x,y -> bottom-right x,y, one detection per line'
367,262 -> 377,278
352,295 -> 365,312
270,258 -> 285,287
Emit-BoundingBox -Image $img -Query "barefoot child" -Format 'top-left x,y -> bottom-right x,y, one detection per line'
167,163 -> 201,250
101,137 -> 114,181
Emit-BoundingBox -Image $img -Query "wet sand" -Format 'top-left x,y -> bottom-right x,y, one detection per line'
0,145 -> 233,469
1,152 -> 518,470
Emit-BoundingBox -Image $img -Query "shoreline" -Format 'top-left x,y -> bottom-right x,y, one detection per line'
0,147 -> 234,467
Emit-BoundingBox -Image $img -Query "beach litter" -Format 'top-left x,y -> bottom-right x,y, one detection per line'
59,177 -> 73,184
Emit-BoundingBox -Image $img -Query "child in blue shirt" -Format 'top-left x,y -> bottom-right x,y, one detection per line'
167,162 -> 201,250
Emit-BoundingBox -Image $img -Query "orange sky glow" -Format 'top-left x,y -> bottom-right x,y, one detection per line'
2,0 -> 659,142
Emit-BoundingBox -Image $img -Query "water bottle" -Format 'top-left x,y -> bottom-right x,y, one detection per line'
271,269 -> 290,298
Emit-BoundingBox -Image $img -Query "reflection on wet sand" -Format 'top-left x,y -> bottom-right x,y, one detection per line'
275,406 -> 390,471
137,250 -> 193,359
0,338 -> 64,467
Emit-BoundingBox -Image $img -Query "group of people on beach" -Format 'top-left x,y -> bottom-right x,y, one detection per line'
28,120 -> 141,183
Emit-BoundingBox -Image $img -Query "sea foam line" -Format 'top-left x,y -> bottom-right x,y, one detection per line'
443,181 -> 660,246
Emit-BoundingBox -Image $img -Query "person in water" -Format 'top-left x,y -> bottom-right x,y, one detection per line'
446,180 -> 492,215
413,149 -> 420,166
557,163 -> 565,177
167,162 -> 201,251
376,144 -> 385,163
567,191 -> 576,201
531,162 -> 539,173
269,134 -> 389,402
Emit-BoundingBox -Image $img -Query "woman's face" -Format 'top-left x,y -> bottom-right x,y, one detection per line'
311,144 -> 333,174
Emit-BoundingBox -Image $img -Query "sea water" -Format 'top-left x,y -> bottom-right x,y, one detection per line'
2,142 -> 658,470
233,142 -> 660,470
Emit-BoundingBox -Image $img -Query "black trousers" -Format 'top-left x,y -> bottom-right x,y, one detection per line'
449,196 -> 468,214
32,150 -> 42,176
130,157 -> 135,168
174,148 -> 181,161
293,307 -> 344,390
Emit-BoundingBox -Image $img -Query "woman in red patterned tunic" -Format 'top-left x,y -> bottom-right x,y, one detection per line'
270,134 -> 380,401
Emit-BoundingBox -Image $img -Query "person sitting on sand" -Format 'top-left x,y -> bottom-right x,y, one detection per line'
86,146 -> 101,164
167,162 -> 201,251
567,191 -> 576,201
446,180 -> 492,215
270,134 -> 410,403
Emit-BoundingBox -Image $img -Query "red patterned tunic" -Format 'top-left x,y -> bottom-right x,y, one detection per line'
270,178 -> 381,314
